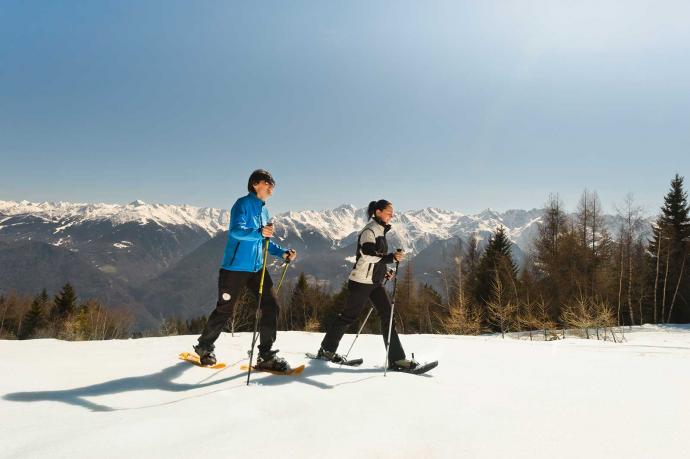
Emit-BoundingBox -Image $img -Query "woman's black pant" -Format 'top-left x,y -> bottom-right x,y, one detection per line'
197,269 -> 278,355
321,280 -> 405,364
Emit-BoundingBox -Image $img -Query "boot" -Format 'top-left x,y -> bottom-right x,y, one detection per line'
193,344 -> 217,366
316,347 -> 346,364
390,357 -> 420,371
255,349 -> 290,372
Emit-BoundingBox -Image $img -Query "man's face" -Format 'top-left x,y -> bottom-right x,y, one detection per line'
254,180 -> 274,200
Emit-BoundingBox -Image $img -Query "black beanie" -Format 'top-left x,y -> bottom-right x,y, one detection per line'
247,169 -> 275,193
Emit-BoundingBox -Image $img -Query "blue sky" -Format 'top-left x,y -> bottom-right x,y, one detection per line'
2,1 -> 689,215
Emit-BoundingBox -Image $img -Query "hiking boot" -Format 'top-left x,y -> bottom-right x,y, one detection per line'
316,347 -> 345,364
193,344 -> 217,366
255,349 -> 290,372
390,358 -> 420,371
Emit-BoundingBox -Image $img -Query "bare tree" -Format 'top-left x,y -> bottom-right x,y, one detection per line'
441,255 -> 482,335
662,245 -> 671,323
516,300 -> 538,340
653,225 -> 663,324
487,271 -> 517,338
667,253 -> 687,323
534,299 -> 558,340
593,298 -> 618,342
577,189 -> 606,298
615,193 -> 645,327
561,295 -> 595,339
441,297 -> 482,335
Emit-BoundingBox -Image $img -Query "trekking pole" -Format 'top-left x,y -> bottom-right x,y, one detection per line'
341,305 -> 374,364
342,269 -> 394,364
246,237 -> 270,386
275,250 -> 294,294
384,250 -> 402,377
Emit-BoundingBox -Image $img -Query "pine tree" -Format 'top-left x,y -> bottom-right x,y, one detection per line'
39,288 -> 50,307
18,295 -> 46,339
474,226 -> 519,309
649,174 -> 690,323
463,234 -> 481,307
290,273 -> 310,329
320,281 -> 350,333
52,283 -> 77,320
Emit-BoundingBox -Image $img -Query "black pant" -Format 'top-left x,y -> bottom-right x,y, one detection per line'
197,269 -> 279,355
321,280 -> 405,364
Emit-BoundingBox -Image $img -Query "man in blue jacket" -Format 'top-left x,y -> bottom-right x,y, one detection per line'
194,169 -> 297,371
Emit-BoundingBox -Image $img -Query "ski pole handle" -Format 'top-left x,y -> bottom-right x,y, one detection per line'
392,248 -> 404,263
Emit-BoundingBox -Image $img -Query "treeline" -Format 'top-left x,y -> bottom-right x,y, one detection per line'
0,283 -> 132,340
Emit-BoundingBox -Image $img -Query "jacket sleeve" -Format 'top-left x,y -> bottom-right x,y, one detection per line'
359,229 -> 384,263
268,239 -> 288,258
229,201 -> 263,241
380,253 -> 396,264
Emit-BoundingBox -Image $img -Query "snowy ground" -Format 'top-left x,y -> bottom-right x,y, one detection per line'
2,326 -> 690,459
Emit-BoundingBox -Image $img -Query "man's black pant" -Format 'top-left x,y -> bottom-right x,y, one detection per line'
321,280 -> 405,364
197,269 -> 279,355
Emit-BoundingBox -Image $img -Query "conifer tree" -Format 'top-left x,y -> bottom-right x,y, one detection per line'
52,283 -> 77,320
19,295 -> 46,339
649,174 -> 690,323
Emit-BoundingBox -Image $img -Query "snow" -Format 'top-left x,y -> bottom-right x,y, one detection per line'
0,200 -> 231,237
2,326 -> 689,458
0,199 -> 657,258
51,237 -> 70,247
53,220 -> 79,234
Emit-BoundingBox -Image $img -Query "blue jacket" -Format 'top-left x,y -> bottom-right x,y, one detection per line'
221,193 -> 288,272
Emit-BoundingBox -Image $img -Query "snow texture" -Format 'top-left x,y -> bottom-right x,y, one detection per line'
2,325 -> 689,458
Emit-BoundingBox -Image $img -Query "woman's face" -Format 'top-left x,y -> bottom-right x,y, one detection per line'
376,205 -> 394,224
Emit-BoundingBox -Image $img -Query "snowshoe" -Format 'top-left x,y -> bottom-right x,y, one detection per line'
390,355 -> 438,375
305,348 -> 363,366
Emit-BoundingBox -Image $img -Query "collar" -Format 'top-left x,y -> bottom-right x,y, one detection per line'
246,192 -> 266,206
373,216 -> 392,233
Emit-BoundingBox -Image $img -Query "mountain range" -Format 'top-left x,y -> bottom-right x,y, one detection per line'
0,199 -> 652,328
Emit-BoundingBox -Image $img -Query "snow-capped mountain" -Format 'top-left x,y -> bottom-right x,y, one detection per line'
0,198 -> 653,327
0,200 -> 225,294
274,204 -> 543,256
0,200 -> 230,236
0,199 -> 544,257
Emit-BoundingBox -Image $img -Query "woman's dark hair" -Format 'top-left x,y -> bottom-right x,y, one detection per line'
367,199 -> 392,220
247,169 -> 275,193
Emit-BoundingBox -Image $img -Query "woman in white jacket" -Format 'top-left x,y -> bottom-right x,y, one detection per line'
316,199 -> 418,371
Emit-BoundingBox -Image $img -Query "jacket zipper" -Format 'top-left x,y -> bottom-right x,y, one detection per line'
229,242 -> 240,265
366,263 -> 372,278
